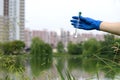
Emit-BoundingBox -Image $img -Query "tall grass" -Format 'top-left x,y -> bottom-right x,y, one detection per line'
56,64 -> 76,80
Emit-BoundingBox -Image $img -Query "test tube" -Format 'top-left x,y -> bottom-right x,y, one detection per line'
74,12 -> 81,38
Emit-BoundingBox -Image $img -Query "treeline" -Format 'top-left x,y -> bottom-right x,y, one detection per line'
57,34 -> 120,60
0,34 -> 120,59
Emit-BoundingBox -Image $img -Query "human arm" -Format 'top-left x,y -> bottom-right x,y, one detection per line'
70,16 -> 120,35
100,22 -> 120,35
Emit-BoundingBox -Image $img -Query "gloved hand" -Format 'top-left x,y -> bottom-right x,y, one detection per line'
70,16 -> 102,30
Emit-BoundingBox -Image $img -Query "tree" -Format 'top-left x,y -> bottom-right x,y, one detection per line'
67,41 -> 82,55
30,37 -> 52,76
57,41 -> 65,53
11,40 -> 25,54
100,34 -> 115,58
82,38 -> 101,57
1,42 -> 12,55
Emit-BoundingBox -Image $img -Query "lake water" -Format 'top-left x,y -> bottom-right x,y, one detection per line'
0,54 -> 120,80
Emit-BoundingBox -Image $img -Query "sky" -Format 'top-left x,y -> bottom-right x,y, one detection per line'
25,0 -> 120,34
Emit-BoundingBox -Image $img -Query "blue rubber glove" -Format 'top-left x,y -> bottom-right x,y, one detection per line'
70,16 -> 102,30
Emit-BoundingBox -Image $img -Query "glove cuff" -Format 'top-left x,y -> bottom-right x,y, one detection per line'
96,20 -> 102,30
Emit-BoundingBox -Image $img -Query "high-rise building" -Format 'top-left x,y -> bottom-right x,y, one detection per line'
0,0 -> 25,42
9,0 -> 25,41
0,16 -> 9,42
0,0 -> 4,16
0,0 -> 9,42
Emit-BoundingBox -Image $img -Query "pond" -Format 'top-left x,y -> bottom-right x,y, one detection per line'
0,54 -> 120,80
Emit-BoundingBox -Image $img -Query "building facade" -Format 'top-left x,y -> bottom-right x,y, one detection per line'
0,0 -> 25,42
24,29 -> 32,47
0,0 -> 9,42
0,0 -> 4,16
0,16 -> 9,42
9,0 -> 25,41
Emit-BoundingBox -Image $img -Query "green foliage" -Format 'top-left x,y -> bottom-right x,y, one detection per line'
1,40 -> 25,55
113,38 -> 120,54
30,37 -> 52,57
82,58 -> 99,73
56,64 -> 76,80
100,34 -> 116,58
82,38 -> 101,57
67,42 -> 82,55
57,41 -> 65,53
30,37 -> 44,56
68,57 -> 82,70
30,37 -> 52,76
0,54 -> 30,80
1,42 -> 12,55
11,40 -> 25,53
0,55 -> 25,77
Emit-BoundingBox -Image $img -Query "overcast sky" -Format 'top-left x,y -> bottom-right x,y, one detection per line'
25,0 -> 120,34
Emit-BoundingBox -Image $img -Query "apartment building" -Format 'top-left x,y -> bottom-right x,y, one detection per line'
24,29 -> 105,48
9,0 -> 25,41
0,16 -> 9,42
0,0 -> 9,42
0,0 -> 25,42
24,29 -> 58,48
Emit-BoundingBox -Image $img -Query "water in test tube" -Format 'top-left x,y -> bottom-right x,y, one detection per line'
74,12 -> 82,38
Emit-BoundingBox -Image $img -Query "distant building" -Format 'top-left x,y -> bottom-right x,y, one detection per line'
0,0 -> 25,42
60,29 -> 71,48
24,29 -> 32,47
32,30 -> 49,43
9,0 -> 25,41
0,16 -> 9,42
24,29 -> 59,48
0,0 -> 4,16
24,28 -> 105,49
31,30 -> 58,48
49,31 -> 58,48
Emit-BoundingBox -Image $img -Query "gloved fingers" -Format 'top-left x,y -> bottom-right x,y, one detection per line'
72,16 -> 79,20
72,16 -> 87,21
71,23 -> 77,27
70,20 -> 78,23
72,16 -> 88,23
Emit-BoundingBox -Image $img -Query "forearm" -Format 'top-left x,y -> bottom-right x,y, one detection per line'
100,22 -> 120,35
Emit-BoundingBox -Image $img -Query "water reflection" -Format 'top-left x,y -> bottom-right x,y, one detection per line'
30,53 -> 53,77
74,56 -> 120,79
55,55 -> 120,80
0,54 -> 120,80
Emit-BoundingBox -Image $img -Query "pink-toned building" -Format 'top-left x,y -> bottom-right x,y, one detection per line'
24,28 -> 105,48
25,29 -> 58,48
32,30 -> 49,43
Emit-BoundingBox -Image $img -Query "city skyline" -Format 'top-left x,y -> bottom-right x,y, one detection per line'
25,0 -> 120,34
24,28 -> 105,47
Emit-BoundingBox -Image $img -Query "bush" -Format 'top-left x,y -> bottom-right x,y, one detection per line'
67,42 -> 82,55
1,40 -> 25,55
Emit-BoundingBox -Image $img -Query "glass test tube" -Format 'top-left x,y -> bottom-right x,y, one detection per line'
74,12 -> 81,38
